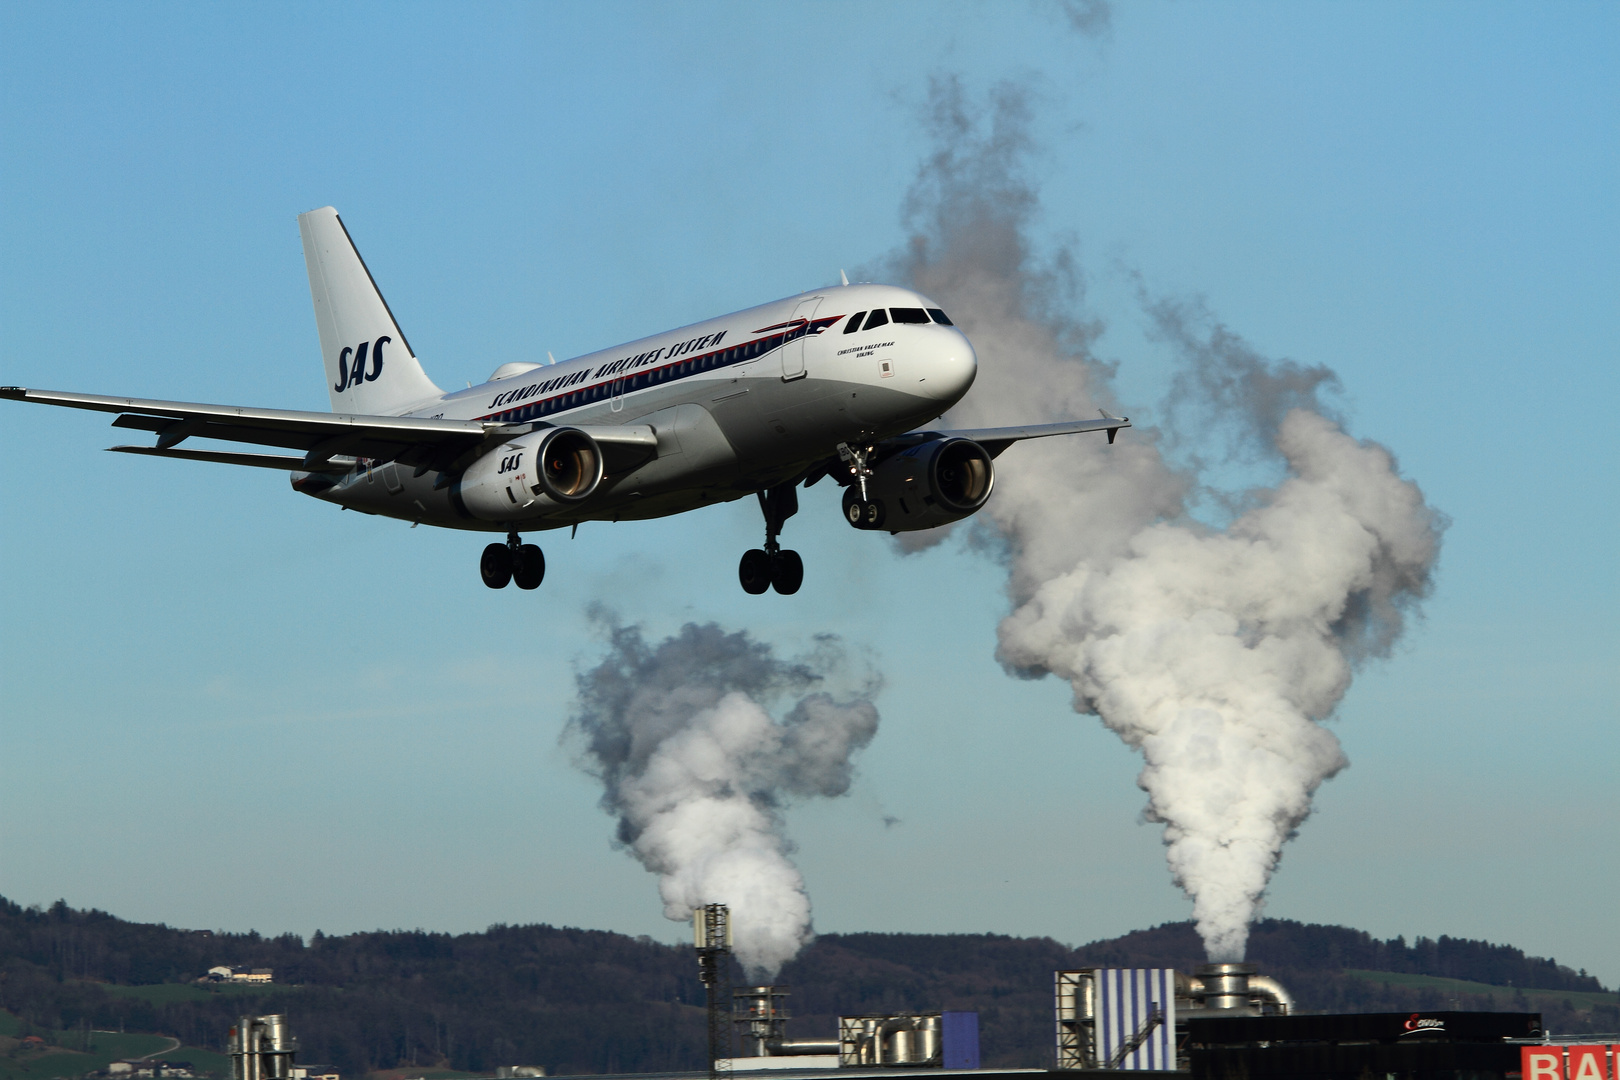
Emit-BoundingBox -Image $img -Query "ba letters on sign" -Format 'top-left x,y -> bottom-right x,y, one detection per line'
1522,1046 -> 1615,1080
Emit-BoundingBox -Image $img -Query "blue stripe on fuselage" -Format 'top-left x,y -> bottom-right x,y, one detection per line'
474,316 -> 844,425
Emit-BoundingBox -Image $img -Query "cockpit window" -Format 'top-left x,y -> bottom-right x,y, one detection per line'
927,308 -> 953,326
863,309 -> 889,330
844,311 -> 866,334
891,307 -> 929,324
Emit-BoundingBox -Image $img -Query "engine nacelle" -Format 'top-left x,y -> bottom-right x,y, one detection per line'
847,437 -> 994,532
454,426 -> 604,521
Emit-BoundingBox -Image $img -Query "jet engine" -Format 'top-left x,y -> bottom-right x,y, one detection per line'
844,437 -> 994,532
455,426 -> 603,521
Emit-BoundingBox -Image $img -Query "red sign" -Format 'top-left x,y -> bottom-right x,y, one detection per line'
1568,1047 -> 1611,1080
1521,1046 -> 1616,1080
1525,1047 -> 1565,1080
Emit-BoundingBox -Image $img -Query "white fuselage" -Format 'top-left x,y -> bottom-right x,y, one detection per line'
307,284 -> 977,531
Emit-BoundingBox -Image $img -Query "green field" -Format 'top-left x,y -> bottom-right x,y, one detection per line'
1343,970 -> 1619,1010
0,1011 -> 226,1080
1,1028 -> 174,1080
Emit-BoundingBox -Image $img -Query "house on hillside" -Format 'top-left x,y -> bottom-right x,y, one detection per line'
103,1061 -> 194,1078
290,1065 -> 339,1080
203,965 -> 273,983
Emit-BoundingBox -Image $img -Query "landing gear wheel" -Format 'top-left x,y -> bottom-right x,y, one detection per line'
769,550 -> 803,595
842,489 -> 885,529
739,548 -> 772,594
480,543 -> 513,589
513,544 -> 546,590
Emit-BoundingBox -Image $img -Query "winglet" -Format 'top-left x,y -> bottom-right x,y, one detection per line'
1099,408 -> 1127,444
840,269 -> 850,286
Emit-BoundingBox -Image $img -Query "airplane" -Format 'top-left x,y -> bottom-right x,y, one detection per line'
1,207 -> 1129,595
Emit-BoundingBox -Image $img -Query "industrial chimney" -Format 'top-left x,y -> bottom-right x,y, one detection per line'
1178,964 -> 1295,1018
228,1015 -> 297,1080
732,986 -> 840,1058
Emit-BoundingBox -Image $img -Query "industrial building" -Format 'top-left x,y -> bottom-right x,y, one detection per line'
223,915 -> 1604,1080
686,906 -> 1596,1080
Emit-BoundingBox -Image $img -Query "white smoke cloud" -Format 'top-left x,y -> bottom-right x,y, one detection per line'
887,78 -> 1446,960
566,617 -> 880,978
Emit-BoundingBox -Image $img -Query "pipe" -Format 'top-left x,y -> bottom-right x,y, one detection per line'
764,1040 -> 840,1056
1247,975 -> 1294,1015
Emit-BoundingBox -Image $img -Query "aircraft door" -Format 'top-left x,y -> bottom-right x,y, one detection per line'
611,373 -> 625,411
781,297 -> 821,381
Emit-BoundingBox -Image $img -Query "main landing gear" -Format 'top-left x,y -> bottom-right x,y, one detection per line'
740,483 -> 804,595
481,531 -> 545,590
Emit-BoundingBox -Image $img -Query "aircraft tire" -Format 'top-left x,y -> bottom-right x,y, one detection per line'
842,489 -> 887,529
513,544 -> 545,590
844,492 -> 864,527
770,550 -> 803,595
480,543 -> 513,589
739,548 -> 772,594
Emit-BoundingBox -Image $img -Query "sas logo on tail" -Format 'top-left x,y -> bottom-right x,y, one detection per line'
333,336 -> 390,392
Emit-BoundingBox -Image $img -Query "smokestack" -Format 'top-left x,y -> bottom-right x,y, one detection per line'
229,1015 -> 296,1080
567,618 -> 880,979
1197,963 -> 1254,1012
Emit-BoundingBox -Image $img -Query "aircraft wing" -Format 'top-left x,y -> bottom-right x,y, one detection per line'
0,386 -> 658,475
897,414 -> 1132,458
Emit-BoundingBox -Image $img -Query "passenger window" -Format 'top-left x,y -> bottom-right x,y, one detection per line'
844,312 -> 866,334
927,308 -> 954,326
891,307 -> 929,323
864,309 -> 889,331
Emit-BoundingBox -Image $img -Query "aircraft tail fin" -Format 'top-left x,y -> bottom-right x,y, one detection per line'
298,207 -> 444,414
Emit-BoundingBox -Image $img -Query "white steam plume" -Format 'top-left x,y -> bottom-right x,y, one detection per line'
886,79 -> 1446,961
566,617 -> 880,978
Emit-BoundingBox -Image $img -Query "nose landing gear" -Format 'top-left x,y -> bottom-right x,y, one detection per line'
739,483 -> 803,595
481,532 -> 546,590
835,440 -> 885,529
842,487 -> 886,529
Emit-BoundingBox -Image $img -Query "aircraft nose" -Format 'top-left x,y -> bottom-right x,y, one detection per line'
918,332 -> 977,402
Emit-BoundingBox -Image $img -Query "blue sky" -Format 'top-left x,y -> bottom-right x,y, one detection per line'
2,2 -> 1616,986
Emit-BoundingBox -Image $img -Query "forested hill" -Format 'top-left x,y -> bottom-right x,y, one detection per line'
1,896 -> 1614,1077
